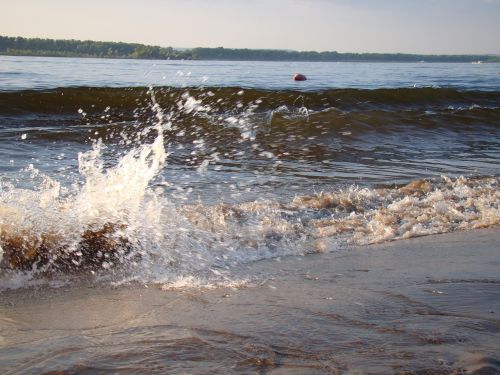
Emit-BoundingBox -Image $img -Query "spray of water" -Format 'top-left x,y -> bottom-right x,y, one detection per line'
1,87 -> 499,292
0,89 -> 169,279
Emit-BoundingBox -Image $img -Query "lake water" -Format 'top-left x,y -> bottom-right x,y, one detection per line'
2,55 -> 500,91
0,54 -> 499,279
0,55 -> 500,374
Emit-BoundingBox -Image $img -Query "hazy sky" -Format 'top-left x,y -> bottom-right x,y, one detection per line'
1,0 -> 499,54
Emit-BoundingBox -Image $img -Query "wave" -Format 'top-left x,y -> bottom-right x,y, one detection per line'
1,86 -> 499,147
1,86 -> 500,115
1,175 -> 499,280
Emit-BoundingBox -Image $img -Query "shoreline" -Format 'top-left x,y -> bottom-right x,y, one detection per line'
1,228 -> 499,374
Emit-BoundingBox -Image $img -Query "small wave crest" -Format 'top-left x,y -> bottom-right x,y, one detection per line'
2,86 -> 499,151
2,86 -> 500,115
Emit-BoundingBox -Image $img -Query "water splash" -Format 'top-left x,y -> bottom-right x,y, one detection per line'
0,89 -> 168,275
1,86 -> 499,291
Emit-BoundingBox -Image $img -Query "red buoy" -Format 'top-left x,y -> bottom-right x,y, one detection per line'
293,73 -> 307,81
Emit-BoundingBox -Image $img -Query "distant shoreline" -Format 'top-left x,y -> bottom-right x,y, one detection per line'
2,53 -> 499,64
1,35 -> 499,63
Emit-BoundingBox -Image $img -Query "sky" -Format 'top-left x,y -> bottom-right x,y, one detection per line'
1,0 -> 499,54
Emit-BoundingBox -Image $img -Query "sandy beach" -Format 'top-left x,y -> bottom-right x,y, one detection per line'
1,228 -> 499,374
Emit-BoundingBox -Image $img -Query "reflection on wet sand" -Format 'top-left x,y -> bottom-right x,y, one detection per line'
1,229 -> 498,374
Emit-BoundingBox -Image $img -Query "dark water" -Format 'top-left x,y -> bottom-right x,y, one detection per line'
0,56 -> 499,374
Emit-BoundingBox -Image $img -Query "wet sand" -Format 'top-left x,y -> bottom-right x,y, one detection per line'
1,228 -> 499,374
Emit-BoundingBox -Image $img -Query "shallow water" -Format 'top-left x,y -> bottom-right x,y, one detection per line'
0,57 -> 500,288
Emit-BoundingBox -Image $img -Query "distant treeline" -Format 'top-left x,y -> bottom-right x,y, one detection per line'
1,36 -> 499,63
0,36 -> 191,59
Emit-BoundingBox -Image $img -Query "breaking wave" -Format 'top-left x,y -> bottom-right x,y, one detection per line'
0,87 -> 499,291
